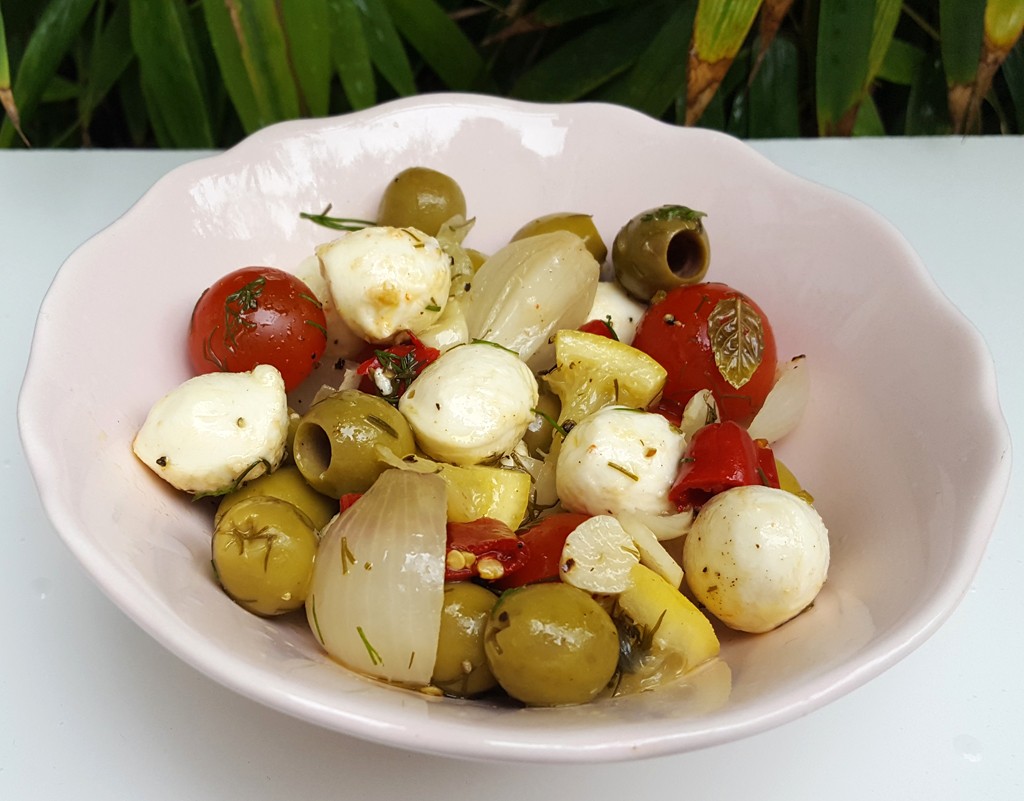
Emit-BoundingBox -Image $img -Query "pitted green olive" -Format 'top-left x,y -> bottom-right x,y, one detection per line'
512,212 -> 608,264
212,496 -> 319,616
432,582 -> 499,698
215,465 -> 337,530
612,205 -> 710,301
293,389 -> 416,498
377,166 -> 467,236
521,384 -> 560,457
484,583 -> 619,706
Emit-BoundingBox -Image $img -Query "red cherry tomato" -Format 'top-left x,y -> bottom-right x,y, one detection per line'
187,267 -> 327,393
491,513 -> 591,591
632,282 -> 777,427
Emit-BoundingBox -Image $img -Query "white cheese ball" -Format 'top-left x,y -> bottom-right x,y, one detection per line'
316,226 -> 451,344
398,343 -> 538,466
133,365 -> 289,494
682,485 -> 830,633
556,406 -> 686,517
586,281 -> 646,344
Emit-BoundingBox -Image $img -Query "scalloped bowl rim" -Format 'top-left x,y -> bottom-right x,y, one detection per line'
18,94 -> 1012,762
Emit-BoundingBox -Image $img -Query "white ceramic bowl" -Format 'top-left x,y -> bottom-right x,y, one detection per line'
18,95 -> 1010,762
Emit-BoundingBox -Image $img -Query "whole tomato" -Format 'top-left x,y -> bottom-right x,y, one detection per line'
632,282 -> 777,427
188,266 -> 327,393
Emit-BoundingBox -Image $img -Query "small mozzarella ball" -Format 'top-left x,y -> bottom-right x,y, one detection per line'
682,485 -> 830,633
399,343 -> 538,465
294,254 -> 365,359
316,226 -> 451,344
556,406 -> 686,517
586,281 -> 646,343
133,365 -> 289,494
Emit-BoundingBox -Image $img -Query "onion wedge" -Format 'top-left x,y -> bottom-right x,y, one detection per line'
306,470 -> 447,687
747,355 -> 809,444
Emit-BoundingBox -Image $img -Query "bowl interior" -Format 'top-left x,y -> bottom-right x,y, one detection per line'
18,96 -> 1010,762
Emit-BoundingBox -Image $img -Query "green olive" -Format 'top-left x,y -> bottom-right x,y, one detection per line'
211,496 -> 319,617
283,407 -> 301,463
484,583 -> 619,706
293,389 -> 416,498
215,465 -> 337,531
512,212 -> 608,264
612,205 -> 710,301
521,384 -> 560,457
377,166 -> 467,236
432,582 -> 499,698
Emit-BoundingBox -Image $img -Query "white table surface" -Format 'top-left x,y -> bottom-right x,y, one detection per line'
2,136 -> 1021,800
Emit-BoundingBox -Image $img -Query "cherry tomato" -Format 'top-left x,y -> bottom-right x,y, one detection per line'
491,513 -> 591,591
188,267 -> 327,393
631,282 -> 777,427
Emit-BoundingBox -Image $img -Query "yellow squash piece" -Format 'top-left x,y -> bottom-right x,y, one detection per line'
544,329 -> 668,427
378,449 -> 530,530
617,563 -> 720,676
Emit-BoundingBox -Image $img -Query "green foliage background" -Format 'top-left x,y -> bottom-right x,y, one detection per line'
1,0 -> 1022,149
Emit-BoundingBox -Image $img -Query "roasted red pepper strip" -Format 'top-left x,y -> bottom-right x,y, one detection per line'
357,332 -> 440,404
445,518 -> 530,582
669,421 -> 781,510
491,513 -> 591,591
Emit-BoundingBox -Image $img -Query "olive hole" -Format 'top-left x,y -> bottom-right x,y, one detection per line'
666,232 -> 707,280
296,422 -> 333,476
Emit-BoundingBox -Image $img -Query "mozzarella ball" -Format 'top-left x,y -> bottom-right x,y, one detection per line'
585,281 -> 646,343
399,343 -> 538,465
556,406 -> 686,516
133,365 -> 289,494
316,226 -> 451,343
682,485 -> 830,633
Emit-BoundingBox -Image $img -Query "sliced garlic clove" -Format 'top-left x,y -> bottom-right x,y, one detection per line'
560,515 -> 640,594
678,388 -> 719,440
616,511 -> 684,589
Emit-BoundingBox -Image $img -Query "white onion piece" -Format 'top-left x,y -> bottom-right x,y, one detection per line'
306,470 -> 447,687
627,508 -> 695,541
464,230 -> 600,370
747,355 -> 809,443
616,511 -> 685,589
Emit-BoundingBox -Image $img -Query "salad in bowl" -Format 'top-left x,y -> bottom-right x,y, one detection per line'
18,96 -> 1008,762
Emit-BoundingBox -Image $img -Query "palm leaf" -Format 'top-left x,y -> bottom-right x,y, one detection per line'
280,0 -> 331,117
597,1 -> 696,118
1002,38 -> 1024,131
383,0 -> 489,90
78,1 -> 134,137
327,0 -> 376,110
0,2 -> 27,144
878,38 -> 926,85
686,0 -> 764,126
749,32 -> 800,137
815,0 -> 875,135
359,0 -> 417,96
201,0 -> 300,133
130,0 -> 214,148
0,0 -> 97,147
512,2 -> 675,102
